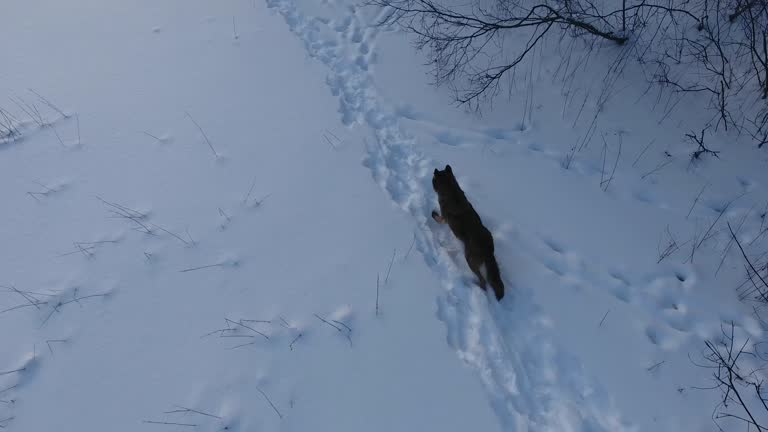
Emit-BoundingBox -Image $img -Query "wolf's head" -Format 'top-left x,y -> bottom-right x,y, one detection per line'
432,164 -> 456,194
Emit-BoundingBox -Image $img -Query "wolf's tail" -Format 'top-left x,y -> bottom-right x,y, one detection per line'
486,255 -> 505,301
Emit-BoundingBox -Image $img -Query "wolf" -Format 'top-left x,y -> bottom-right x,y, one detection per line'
431,165 -> 504,301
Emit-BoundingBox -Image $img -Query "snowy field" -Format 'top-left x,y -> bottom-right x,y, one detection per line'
2,0 -> 768,431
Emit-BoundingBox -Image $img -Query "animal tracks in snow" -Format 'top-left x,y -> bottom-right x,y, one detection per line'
267,0 -> 632,428
519,226 -> 763,352
398,105 -> 684,212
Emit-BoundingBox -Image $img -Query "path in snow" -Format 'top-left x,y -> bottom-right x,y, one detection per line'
265,0 -> 632,429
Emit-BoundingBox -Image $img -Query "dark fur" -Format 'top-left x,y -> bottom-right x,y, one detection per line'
432,165 -> 504,300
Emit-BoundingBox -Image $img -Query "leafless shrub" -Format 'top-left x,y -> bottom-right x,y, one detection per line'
693,321 -> 768,431
371,0 -> 768,149
690,222 -> 768,430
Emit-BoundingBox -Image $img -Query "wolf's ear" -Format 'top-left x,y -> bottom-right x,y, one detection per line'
434,168 -> 439,175
445,164 -> 452,173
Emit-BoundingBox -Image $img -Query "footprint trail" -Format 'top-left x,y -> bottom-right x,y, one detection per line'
265,0 -> 632,429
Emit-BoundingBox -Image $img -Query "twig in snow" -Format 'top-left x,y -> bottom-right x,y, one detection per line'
28,89 -> 68,118
688,196 -> 742,262
98,196 -> 157,236
0,108 -> 19,141
184,228 -> 196,246
278,316 -> 293,329
143,420 -> 198,427
10,96 -> 45,127
686,127 -> 720,161
331,319 -> 352,333
46,339 -> 67,355
228,341 -> 255,350
687,182 -> 709,219
322,129 -> 342,151
658,225 -> 684,263
562,145 -> 577,170
179,263 -> 225,273
240,319 -> 271,324
375,273 -> 380,316
26,180 -> 58,200
26,192 -> 44,202
251,193 -> 271,208
32,180 -> 55,193
598,309 -> 610,327
314,313 -> 352,346
243,175 -> 258,204
384,248 -> 396,284
640,158 -> 674,180
322,134 -> 338,151
143,131 -> 163,143
403,232 -> 417,261
97,196 -> 147,219
5,285 -> 42,310
225,318 -> 270,340
51,124 -> 66,148
0,286 -> 54,297
729,222 -> 768,302
59,292 -> 109,307
647,360 -> 666,372
152,223 -> 189,245
255,387 -> 283,419
600,133 -> 622,192
57,240 -> 119,259
200,327 -> 235,338
716,208 -> 753,276
0,303 -> 49,315
164,405 -> 221,419
76,240 -> 119,246
37,291 -> 109,328
600,135 -> 608,188
184,111 -> 218,158
313,313 -> 342,331
233,16 -> 239,40
0,368 -> 25,377
325,129 -> 341,142
71,287 -> 84,309
57,246 -> 96,258
39,302 -> 62,328
632,138 -> 656,167
289,333 -> 303,350
75,242 -> 95,259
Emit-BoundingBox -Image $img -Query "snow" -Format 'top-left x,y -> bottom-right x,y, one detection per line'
2,0 -> 768,431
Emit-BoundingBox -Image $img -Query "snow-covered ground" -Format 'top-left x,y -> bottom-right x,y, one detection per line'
2,0 -> 768,431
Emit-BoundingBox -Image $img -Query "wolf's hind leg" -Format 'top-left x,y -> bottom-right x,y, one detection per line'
465,251 -> 487,290
432,210 -> 446,224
